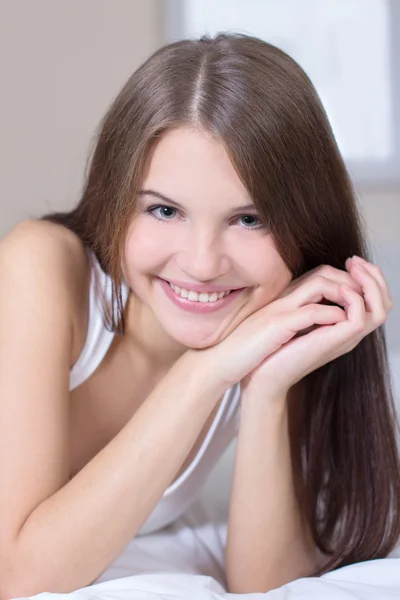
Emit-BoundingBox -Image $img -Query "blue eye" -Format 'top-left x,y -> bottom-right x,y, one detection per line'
147,205 -> 176,220
144,204 -> 266,232
239,214 -> 260,228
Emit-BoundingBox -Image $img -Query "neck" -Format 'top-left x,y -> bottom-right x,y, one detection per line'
123,292 -> 189,371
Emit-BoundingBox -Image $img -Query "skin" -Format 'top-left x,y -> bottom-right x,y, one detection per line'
121,126 -> 292,371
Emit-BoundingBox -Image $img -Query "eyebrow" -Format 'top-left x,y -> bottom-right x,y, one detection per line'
138,189 -> 257,212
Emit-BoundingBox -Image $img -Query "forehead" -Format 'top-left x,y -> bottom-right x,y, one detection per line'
151,126 -> 224,158
142,127 -> 249,201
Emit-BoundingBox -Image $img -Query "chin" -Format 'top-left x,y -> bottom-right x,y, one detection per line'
185,339 -> 219,350
168,328 -> 225,351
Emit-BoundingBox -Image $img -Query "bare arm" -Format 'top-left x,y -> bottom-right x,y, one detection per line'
5,351 -> 223,597
0,221 -> 226,598
225,394 -> 319,594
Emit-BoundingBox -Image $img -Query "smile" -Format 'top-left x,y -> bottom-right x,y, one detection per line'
158,278 -> 247,314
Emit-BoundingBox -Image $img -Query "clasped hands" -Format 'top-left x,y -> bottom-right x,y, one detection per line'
239,255 -> 394,403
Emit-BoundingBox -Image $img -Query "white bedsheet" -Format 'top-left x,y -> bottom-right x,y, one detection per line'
11,494 -> 400,600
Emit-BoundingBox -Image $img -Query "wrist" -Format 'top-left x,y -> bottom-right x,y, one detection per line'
240,387 -> 289,418
177,348 -> 230,399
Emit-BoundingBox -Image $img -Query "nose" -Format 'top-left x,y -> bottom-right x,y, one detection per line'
178,227 -> 229,282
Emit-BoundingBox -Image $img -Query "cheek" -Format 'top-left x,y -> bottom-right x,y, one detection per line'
252,254 -> 292,303
126,224 -> 159,254
124,225 -> 168,273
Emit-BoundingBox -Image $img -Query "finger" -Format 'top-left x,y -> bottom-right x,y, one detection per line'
273,283 -> 370,371
348,262 -> 387,326
280,275 -> 357,312
319,263 -> 363,295
286,263 -> 363,299
340,283 -> 367,325
269,294 -> 361,370
265,304 -> 346,350
279,264 -> 334,298
287,303 -> 347,333
274,316 -> 355,371
350,256 -> 393,312
299,284 -> 367,355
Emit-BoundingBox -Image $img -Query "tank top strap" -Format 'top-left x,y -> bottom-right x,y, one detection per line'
69,252 -> 129,391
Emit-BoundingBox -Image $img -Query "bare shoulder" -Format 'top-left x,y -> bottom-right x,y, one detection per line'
1,218 -> 89,275
0,218 -> 90,299
0,219 -> 91,361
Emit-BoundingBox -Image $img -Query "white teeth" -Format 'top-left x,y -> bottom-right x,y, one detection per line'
168,282 -> 232,302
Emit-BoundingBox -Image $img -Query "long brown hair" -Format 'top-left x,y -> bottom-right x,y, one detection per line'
40,32 -> 400,575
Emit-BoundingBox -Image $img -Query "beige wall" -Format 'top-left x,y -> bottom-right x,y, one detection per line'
357,190 -> 400,356
0,0 -> 166,237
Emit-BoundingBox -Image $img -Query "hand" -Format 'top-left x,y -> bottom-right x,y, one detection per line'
198,256 -> 393,402
240,256 -> 393,403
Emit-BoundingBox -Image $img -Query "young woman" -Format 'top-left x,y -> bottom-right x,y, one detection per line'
0,32 -> 399,597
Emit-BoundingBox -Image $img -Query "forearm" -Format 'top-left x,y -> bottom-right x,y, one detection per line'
4,351 -> 225,597
225,396 -> 318,594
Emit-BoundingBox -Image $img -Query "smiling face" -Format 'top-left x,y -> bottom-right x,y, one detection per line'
123,126 -> 292,352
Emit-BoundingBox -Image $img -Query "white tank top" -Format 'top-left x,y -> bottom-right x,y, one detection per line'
69,251 -> 241,536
